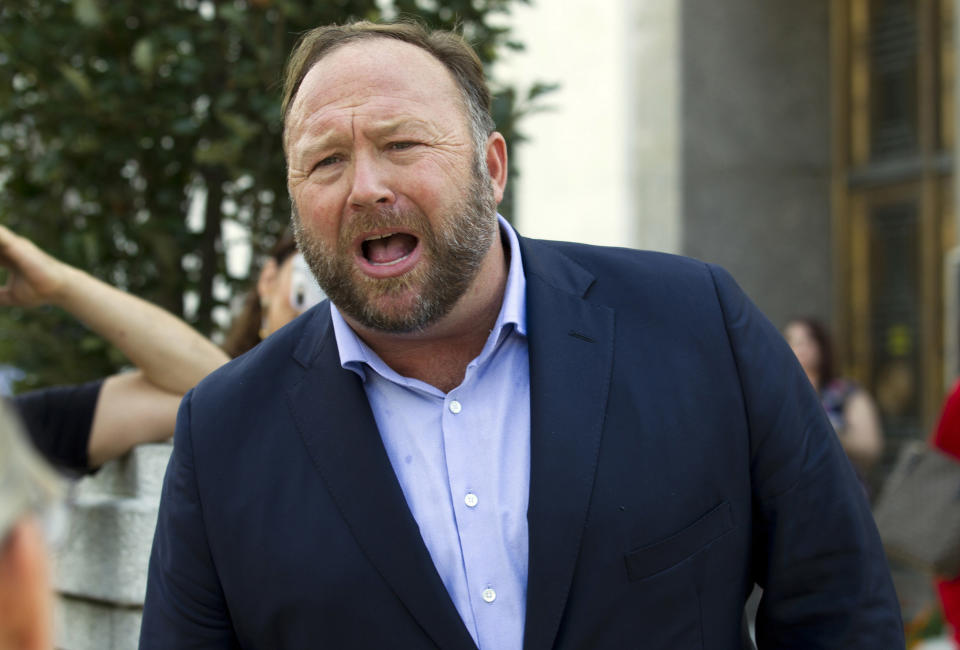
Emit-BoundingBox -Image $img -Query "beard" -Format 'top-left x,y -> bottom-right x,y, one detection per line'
293,166 -> 499,334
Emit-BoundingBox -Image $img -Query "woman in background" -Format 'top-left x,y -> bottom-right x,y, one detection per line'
222,231 -> 325,358
784,317 -> 885,485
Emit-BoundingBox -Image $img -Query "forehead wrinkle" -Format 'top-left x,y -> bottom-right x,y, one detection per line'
370,117 -> 441,138
298,90 -> 435,130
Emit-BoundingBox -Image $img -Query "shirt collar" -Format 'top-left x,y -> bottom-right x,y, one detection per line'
330,214 -> 526,381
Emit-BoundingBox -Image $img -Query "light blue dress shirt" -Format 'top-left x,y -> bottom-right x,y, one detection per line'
330,216 -> 530,650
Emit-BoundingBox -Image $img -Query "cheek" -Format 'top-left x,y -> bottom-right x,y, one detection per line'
266,276 -> 300,331
265,301 -> 300,334
785,329 -> 810,360
794,344 -> 817,368
397,163 -> 469,219
295,183 -> 345,236
277,264 -> 294,298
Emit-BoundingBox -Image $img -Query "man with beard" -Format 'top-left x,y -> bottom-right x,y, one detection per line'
141,21 -> 903,650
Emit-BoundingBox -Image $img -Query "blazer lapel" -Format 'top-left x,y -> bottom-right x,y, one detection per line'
286,309 -> 477,650
519,240 -> 615,650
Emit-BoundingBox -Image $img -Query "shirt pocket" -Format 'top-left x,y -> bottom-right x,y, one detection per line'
624,501 -> 734,582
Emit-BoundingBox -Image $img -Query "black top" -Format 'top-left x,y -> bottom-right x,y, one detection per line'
13,379 -> 103,474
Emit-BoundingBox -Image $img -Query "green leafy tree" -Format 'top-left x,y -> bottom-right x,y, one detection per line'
0,0 -> 552,389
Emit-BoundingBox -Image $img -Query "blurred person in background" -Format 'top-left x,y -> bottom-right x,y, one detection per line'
0,398 -> 62,650
222,230 -> 326,358
784,317 -> 885,491
0,224 -> 229,474
930,380 -> 960,647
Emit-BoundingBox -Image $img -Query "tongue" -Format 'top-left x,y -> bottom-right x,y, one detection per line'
365,233 -> 417,265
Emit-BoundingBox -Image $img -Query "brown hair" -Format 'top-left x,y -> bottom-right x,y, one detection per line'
787,317 -> 836,386
281,20 -> 495,152
222,231 -> 298,358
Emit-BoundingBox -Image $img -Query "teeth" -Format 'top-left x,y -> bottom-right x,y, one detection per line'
364,232 -> 396,242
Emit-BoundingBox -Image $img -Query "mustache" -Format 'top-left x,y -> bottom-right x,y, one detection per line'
339,206 -> 431,245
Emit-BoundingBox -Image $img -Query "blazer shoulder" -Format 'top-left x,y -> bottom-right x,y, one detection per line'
524,237 -> 710,276
193,304 -> 330,401
520,237 -> 724,303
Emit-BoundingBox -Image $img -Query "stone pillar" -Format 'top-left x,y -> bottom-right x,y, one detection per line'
626,0 -> 683,254
680,0 -> 833,327
51,442 -> 171,650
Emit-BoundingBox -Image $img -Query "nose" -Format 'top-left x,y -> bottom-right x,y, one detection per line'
347,151 -> 395,209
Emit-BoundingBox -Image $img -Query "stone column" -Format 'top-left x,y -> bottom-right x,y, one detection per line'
680,0 -> 833,327
626,0 -> 684,254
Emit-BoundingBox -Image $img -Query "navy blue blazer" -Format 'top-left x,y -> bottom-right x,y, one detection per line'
140,238 -> 903,649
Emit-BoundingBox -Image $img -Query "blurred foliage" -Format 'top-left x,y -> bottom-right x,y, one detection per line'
0,0 -> 552,390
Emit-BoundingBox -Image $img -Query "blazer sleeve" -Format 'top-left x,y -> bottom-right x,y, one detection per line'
707,264 -> 904,648
139,389 -> 241,649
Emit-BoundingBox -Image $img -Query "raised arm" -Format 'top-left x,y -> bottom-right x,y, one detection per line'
0,225 -> 228,393
0,225 -> 229,466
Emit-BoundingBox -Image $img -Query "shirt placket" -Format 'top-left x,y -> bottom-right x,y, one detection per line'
441,375 -> 516,649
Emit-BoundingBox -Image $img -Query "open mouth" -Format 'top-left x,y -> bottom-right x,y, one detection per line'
355,230 -> 423,279
361,232 -> 419,266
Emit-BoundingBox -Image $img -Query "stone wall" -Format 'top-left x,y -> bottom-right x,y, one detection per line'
51,442 -> 171,650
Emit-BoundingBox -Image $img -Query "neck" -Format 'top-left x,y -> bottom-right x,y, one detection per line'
345,233 -> 509,393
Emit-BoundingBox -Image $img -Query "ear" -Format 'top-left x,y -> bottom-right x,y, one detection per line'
257,258 -> 280,304
484,132 -> 508,205
0,519 -> 53,650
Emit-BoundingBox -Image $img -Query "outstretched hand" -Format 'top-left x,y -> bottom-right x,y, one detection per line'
0,224 -> 70,308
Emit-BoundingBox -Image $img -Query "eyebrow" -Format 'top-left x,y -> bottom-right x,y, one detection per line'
369,117 -> 436,138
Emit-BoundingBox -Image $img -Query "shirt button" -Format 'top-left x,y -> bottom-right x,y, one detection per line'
482,588 -> 496,603
449,400 -> 462,414
464,493 -> 479,508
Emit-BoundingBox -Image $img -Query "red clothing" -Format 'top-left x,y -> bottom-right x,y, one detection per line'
932,380 -> 960,641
